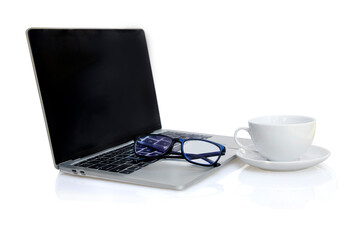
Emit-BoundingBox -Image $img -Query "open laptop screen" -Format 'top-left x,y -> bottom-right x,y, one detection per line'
28,29 -> 161,167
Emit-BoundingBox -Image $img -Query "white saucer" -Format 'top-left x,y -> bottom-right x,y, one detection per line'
236,145 -> 330,171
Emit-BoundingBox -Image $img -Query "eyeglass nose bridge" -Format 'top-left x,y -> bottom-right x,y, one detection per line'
170,138 -> 185,153
177,138 -> 186,144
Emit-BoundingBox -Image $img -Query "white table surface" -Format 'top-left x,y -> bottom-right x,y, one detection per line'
2,135 -> 359,240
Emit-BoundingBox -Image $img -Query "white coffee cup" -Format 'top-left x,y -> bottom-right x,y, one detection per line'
234,115 -> 316,161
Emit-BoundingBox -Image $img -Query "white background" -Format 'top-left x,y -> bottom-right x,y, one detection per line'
1,0 -> 359,239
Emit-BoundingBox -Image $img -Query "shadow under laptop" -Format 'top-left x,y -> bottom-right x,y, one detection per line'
237,163 -> 337,209
55,159 -> 247,203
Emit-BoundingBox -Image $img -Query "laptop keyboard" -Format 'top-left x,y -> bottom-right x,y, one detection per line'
162,131 -> 211,139
73,131 -> 211,174
73,143 -> 151,174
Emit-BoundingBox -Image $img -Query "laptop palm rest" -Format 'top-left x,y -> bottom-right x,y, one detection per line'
127,159 -> 217,190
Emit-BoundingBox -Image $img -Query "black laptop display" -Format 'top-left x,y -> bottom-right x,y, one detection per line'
28,29 -> 161,167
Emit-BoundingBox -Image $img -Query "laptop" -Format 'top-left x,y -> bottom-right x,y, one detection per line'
27,28 -> 239,190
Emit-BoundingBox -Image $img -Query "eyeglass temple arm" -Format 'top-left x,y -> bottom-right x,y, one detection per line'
167,151 -> 223,164
165,153 -> 213,165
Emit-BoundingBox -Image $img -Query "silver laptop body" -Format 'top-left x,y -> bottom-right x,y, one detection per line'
27,28 -> 238,190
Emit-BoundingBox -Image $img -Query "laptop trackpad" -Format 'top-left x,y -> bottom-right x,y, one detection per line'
127,159 -> 214,189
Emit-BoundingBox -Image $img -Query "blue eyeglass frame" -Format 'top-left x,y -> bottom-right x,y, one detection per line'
134,134 -> 226,167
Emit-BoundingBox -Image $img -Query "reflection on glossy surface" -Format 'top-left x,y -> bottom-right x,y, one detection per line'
55,159 -> 336,209
55,160 -> 246,203
56,172 -> 226,203
237,164 -> 337,209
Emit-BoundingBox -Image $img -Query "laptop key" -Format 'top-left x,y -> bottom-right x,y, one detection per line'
76,162 -> 94,167
126,166 -> 141,172
109,164 -> 132,172
88,164 -> 104,169
98,164 -> 117,171
136,162 -> 150,167
100,160 -> 117,164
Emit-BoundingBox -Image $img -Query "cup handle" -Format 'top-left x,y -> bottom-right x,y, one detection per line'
234,127 -> 253,151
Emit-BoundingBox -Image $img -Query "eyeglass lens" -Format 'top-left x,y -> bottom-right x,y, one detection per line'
183,140 -> 221,165
135,135 -> 173,157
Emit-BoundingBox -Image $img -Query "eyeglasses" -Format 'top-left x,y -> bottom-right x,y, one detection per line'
134,134 -> 226,167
